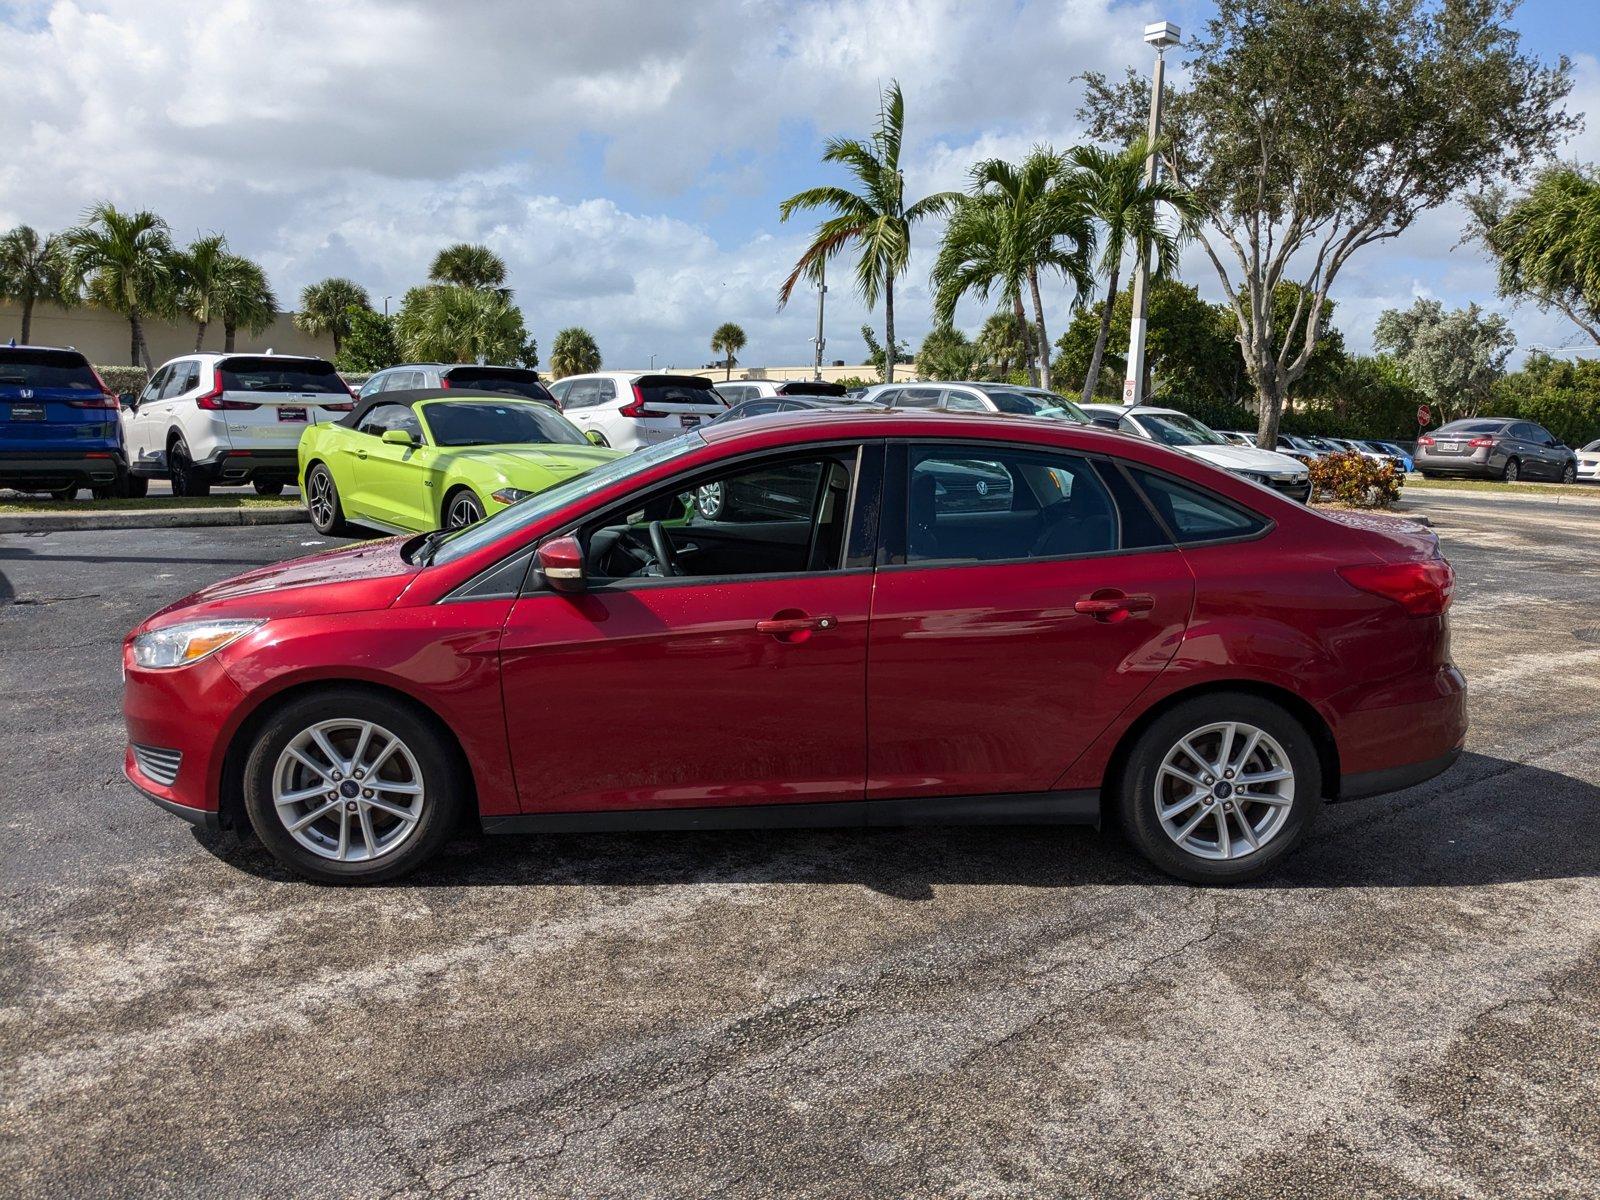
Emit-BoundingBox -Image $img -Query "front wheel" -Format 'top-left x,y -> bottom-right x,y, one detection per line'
1560,462 -> 1577,485
242,689 -> 464,883
1116,692 -> 1323,884
444,489 -> 485,529
304,463 -> 351,536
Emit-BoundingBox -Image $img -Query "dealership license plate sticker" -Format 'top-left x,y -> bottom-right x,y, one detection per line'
1440,442 -> 1459,452
278,407 -> 308,422
9,403 -> 44,421
679,414 -> 700,428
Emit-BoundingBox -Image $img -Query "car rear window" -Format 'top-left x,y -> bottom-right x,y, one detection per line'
635,375 -> 724,407
776,381 -> 847,397
443,368 -> 552,402
220,356 -> 347,394
0,349 -> 99,391
422,401 -> 586,447
1437,421 -> 1506,435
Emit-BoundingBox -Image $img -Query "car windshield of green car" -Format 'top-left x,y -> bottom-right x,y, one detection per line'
423,401 -> 587,447
422,431 -> 707,566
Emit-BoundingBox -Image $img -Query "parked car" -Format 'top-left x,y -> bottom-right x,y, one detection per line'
297,389 -> 620,535
123,410 -> 1464,886
1217,430 -> 1256,448
545,372 -> 726,451
0,344 -> 131,498
122,352 -> 354,495
1415,418 -> 1578,482
1360,440 -> 1415,473
1322,437 -> 1390,464
710,394 -> 876,425
1273,435 -> 1327,466
1081,404 -> 1312,503
713,379 -> 848,404
859,381 -> 1089,422
357,363 -> 553,405
1577,438 -> 1600,483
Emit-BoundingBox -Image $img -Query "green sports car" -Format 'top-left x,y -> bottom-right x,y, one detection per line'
298,389 -> 622,536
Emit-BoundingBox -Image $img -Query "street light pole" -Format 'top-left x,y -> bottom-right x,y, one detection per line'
649,353 -> 657,370
382,295 -> 392,319
1122,20 -> 1180,408
813,259 -> 827,381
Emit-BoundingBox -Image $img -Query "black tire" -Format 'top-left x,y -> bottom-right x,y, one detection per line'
169,437 -> 211,497
1501,457 -> 1520,483
304,462 -> 351,536
242,688 -> 464,884
1560,462 -> 1577,485
1115,692 -> 1323,884
588,431 -> 611,448
253,479 -> 285,496
49,484 -> 79,501
122,472 -> 149,499
443,488 -> 485,529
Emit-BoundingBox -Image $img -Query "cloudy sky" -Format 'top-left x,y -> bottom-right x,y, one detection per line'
1,0 -> 1595,370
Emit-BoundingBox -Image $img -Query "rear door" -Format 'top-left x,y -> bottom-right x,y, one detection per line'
866,441 -> 1194,799
0,349 -> 118,458
215,356 -> 351,451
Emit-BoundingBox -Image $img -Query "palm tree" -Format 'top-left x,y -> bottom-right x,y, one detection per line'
0,225 -> 73,344
550,327 -> 601,378
778,81 -> 959,384
429,243 -> 509,293
213,255 -> 278,352
1067,139 -> 1198,404
396,285 -> 527,363
296,278 -> 370,356
710,322 -> 746,380
1484,164 -> 1600,344
62,203 -> 174,368
933,150 -> 1095,390
171,233 -> 231,350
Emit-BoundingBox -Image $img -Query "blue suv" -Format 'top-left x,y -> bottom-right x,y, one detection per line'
0,344 -> 137,498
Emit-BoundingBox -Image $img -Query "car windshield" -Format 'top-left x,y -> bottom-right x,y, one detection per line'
981,389 -> 1090,422
1134,411 -> 1228,447
422,401 -> 586,447
426,431 -> 705,566
1584,439 -> 1600,452
220,356 -> 347,394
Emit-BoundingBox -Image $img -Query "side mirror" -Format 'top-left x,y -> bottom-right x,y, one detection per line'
119,391 -> 136,410
584,429 -> 605,447
537,535 -> 586,593
381,428 -> 416,447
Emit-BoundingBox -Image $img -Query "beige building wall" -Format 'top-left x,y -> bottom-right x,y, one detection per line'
0,300 -> 335,366
623,363 -> 923,383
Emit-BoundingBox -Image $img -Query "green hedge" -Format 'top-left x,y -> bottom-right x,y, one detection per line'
95,365 -> 149,396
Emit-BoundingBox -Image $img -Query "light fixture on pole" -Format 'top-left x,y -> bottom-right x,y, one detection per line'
1121,19 -> 1180,408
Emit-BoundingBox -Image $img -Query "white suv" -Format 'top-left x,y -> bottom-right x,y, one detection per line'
546,372 -> 725,451
122,353 -> 352,495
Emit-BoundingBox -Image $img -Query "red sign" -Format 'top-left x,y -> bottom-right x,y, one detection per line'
1416,404 -> 1431,426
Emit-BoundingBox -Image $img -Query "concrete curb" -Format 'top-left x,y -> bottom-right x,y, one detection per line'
0,505 -> 308,534
1407,485 -> 1600,507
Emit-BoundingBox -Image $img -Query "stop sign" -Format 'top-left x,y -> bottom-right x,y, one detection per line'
1417,404 -> 1431,426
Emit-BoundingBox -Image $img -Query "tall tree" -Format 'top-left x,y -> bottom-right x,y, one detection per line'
172,233 -> 231,351
549,326 -> 601,378
396,285 -> 528,364
0,225 -> 73,344
1373,298 -> 1515,423
213,255 -> 278,352
933,149 -> 1096,390
1064,139 -> 1197,406
1081,0 -> 1574,446
778,81 -> 959,383
1470,163 -> 1600,346
974,310 -> 1030,380
296,278 -> 370,355
710,322 -> 747,380
429,243 -> 510,293
915,323 -> 979,381
62,203 -> 175,368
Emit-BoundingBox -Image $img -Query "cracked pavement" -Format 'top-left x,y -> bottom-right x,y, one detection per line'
2,491 -> 1599,1198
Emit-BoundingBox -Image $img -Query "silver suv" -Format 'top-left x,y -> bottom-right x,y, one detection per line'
358,363 -> 553,405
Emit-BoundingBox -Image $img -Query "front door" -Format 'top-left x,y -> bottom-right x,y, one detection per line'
348,403 -> 432,529
866,442 -> 1195,799
499,444 -> 880,814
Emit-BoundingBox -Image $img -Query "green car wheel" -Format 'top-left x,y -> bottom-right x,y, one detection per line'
445,489 -> 486,528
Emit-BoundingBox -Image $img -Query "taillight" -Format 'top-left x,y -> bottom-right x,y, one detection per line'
67,393 -> 119,410
1468,436 -> 1494,448
195,375 -> 257,411
439,377 -> 452,389
618,383 -> 659,419
1337,559 -> 1454,617
1416,435 -> 1434,447
320,399 -> 354,412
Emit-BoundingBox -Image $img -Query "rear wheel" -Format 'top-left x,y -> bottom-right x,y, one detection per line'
242,689 -> 463,883
169,437 -> 211,497
122,473 -> 149,498
1116,692 -> 1323,884
1502,457 -> 1520,482
49,484 -> 78,501
253,479 -> 285,496
444,489 -> 485,529
304,463 -> 351,536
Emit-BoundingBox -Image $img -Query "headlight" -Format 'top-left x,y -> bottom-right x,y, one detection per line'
490,487 -> 534,505
130,619 -> 264,669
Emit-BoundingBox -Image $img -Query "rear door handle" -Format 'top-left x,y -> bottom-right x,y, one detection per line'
755,615 -> 836,635
1074,590 -> 1156,622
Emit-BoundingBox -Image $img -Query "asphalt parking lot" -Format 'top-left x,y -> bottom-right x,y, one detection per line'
2,492 -> 1598,1198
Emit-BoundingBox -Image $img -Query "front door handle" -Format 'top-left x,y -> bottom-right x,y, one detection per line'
755,613 -> 836,642
1074,590 -> 1156,622
356,449 -> 368,459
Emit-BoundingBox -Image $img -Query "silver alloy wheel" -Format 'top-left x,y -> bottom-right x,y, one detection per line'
272,719 -> 425,863
695,481 -> 725,518
307,470 -> 335,527
1154,721 -> 1294,861
447,493 -> 482,528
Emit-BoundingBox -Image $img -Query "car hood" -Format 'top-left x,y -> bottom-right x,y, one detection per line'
1177,444 -> 1308,475
443,443 -> 621,482
138,537 -> 421,631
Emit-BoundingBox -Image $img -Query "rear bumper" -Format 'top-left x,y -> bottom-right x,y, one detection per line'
1340,748 -> 1461,801
195,447 -> 299,485
1415,451 -> 1495,477
0,450 -> 124,488
1333,664 -> 1467,798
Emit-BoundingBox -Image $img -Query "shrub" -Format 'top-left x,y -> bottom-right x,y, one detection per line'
95,365 -> 148,397
1309,450 -> 1402,508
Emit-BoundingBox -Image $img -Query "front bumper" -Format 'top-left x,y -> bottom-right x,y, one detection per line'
122,649 -> 249,820
0,450 -> 124,489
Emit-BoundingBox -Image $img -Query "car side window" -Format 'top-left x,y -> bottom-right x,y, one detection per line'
161,362 -> 196,399
547,379 -> 573,405
563,381 -> 596,409
597,379 -> 617,403
139,367 -> 170,404
1127,468 -> 1267,544
358,374 -> 384,398
942,390 -> 987,412
904,444 -> 1123,564
358,403 -> 416,437
897,387 -> 942,408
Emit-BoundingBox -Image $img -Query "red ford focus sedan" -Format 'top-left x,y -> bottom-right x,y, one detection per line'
122,410 -> 1465,884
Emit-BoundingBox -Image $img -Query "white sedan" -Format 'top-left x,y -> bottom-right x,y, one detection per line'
1578,438 -> 1600,483
1081,404 -> 1312,503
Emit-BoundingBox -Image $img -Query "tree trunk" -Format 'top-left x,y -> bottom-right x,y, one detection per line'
224,321 -> 237,353
1012,294 -> 1037,386
129,312 -> 144,368
20,294 -> 34,344
1252,368 -> 1285,448
725,355 -> 732,381
1028,269 -> 1051,392
1082,263 -> 1120,405
194,319 -> 208,352
884,278 -> 896,384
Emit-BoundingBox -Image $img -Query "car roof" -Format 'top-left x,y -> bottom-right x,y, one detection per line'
0,343 -> 88,358
340,387 -> 547,429
165,351 -> 329,363
376,362 -> 540,372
